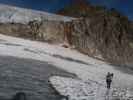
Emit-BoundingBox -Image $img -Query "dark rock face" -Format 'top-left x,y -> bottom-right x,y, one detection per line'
57,1 -> 133,66
70,15 -> 133,67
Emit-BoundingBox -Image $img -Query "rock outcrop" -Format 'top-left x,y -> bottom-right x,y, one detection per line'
68,14 -> 133,67
0,4 -> 133,67
57,1 -> 133,67
0,4 -> 75,43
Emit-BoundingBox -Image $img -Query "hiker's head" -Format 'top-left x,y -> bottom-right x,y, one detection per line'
107,72 -> 110,75
12,92 -> 27,100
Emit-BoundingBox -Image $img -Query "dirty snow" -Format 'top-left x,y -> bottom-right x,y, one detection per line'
0,34 -> 133,99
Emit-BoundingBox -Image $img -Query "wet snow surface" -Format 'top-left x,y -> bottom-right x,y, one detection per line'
0,56 -> 76,100
0,34 -> 133,100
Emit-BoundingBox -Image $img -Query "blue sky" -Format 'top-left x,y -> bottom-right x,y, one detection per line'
0,0 -> 132,20
89,0 -> 133,20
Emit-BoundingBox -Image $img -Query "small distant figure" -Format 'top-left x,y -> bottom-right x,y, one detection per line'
12,92 -> 27,100
106,72 -> 114,89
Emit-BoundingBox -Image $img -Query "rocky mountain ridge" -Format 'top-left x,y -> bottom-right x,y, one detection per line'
0,4 -> 133,67
57,2 -> 133,67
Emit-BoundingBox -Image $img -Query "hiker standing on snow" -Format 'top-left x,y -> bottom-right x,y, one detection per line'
106,72 -> 114,89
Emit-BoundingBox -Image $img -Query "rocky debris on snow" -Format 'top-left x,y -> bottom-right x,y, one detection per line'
49,76 -> 133,100
49,76 -> 96,100
111,88 -> 133,100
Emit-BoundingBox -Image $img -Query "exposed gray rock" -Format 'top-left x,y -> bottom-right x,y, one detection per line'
70,15 -> 133,67
0,4 -> 74,43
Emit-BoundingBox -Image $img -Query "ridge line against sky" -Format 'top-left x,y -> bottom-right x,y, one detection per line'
0,0 -> 132,20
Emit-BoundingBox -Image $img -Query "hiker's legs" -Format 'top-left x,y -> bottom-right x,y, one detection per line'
107,81 -> 111,89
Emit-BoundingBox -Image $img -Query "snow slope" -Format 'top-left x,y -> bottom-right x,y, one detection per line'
50,76 -> 133,100
0,34 -> 133,98
0,4 -> 75,24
